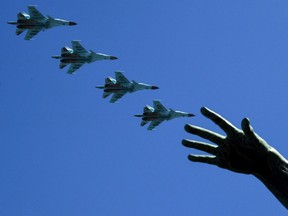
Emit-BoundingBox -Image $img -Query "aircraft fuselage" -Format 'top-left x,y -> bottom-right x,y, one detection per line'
141,112 -> 170,121
59,53 -> 90,63
103,84 -> 132,93
9,19 -> 46,29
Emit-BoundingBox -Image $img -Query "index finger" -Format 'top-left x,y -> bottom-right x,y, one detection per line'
201,107 -> 240,135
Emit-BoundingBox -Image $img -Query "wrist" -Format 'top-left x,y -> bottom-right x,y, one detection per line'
253,148 -> 285,179
253,148 -> 288,209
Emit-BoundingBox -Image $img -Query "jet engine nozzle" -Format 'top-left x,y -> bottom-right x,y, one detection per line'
7,21 -> 18,25
52,55 -> 61,59
134,114 -> 143,117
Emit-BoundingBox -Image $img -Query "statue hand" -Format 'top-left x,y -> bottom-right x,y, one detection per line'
182,107 -> 272,175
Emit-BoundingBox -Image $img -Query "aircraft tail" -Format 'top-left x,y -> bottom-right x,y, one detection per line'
105,77 -> 116,85
140,120 -> 149,127
134,114 -> 143,118
16,28 -> 25,35
102,92 -> 112,99
95,86 -> 105,89
17,12 -> 29,20
144,105 -> 154,113
52,55 -> 61,59
59,62 -> 68,69
61,46 -> 73,54
7,21 -> 18,25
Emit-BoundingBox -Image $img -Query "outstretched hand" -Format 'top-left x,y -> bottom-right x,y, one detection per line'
182,107 -> 288,209
182,107 -> 272,175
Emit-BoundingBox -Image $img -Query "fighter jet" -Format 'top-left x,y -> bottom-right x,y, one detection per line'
7,5 -> 77,40
135,100 -> 195,130
96,71 -> 159,103
52,40 -> 118,74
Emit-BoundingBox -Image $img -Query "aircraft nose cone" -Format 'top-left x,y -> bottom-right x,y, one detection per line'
187,113 -> 195,117
110,56 -> 118,60
151,86 -> 159,90
68,21 -> 77,26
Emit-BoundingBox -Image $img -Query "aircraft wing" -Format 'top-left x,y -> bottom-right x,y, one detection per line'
153,100 -> 168,112
148,120 -> 164,130
71,41 -> 88,54
24,28 -> 42,40
110,92 -> 127,103
115,71 -> 130,84
67,62 -> 85,74
28,6 -> 46,20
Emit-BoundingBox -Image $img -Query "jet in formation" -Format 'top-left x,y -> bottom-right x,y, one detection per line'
135,100 -> 195,130
52,40 -> 118,74
96,71 -> 159,103
7,5 -> 77,40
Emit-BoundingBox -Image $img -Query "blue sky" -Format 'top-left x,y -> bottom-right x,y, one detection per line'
2,1 -> 288,215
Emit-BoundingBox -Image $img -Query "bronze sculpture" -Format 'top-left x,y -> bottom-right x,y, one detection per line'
182,107 -> 288,209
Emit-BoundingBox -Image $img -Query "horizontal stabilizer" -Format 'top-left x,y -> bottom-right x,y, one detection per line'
16,28 -> 25,35
103,92 -> 111,99
59,62 -> 68,69
147,120 -> 163,130
141,120 -> 149,127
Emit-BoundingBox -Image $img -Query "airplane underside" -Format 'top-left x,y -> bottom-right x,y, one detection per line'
104,88 -> 131,93
142,116 -> 167,121
17,25 -> 40,29
60,58 -> 86,63
15,20 -> 45,29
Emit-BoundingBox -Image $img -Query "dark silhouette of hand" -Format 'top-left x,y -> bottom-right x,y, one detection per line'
182,107 -> 288,209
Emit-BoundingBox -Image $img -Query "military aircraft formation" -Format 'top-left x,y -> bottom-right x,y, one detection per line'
8,5 -> 194,130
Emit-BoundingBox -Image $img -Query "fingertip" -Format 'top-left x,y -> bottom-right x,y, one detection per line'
184,124 -> 192,132
241,118 -> 257,140
242,117 -> 250,124
200,107 -> 215,119
200,107 -> 209,114
241,118 -> 251,130
182,139 -> 190,147
188,154 -> 196,162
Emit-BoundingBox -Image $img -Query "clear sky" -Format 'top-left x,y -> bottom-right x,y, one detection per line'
2,1 -> 288,215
